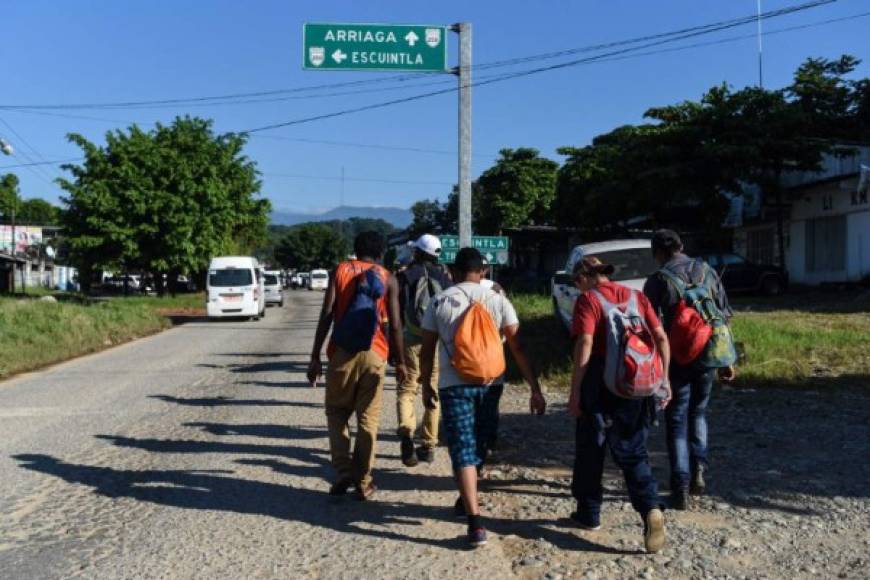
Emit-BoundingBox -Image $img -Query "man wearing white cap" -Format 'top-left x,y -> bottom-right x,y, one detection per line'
395,234 -> 453,466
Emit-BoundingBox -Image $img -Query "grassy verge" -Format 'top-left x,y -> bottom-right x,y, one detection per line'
0,293 -> 205,379
511,291 -> 870,389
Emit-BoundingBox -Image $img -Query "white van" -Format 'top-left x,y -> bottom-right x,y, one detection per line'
550,240 -> 658,330
207,256 -> 266,320
263,270 -> 284,307
309,269 -> 329,291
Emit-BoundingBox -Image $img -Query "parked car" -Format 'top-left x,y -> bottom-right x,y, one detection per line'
206,256 -> 266,320
700,253 -> 788,296
551,239 -> 658,330
103,274 -> 145,293
263,270 -> 284,307
309,269 -> 329,291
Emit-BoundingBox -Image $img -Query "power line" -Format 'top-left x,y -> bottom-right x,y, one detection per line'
0,157 -> 83,169
583,11 -> 870,69
250,134 -> 498,158
0,0 -> 836,112
0,117 -> 59,187
240,0 -> 841,134
261,171 -> 454,186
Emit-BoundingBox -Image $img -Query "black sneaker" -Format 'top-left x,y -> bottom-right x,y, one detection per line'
467,526 -> 488,548
454,496 -> 466,518
690,466 -> 706,496
570,510 -> 601,531
671,489 -> 689,511
328,478 -> 353,496
416,446 -> 435,463
400,435 -> 418,467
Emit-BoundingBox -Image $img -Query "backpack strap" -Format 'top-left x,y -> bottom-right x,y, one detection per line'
657,267 -> 687,297
589,288 -> 621,314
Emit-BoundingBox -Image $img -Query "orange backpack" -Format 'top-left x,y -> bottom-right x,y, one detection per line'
450,287 -> 506,385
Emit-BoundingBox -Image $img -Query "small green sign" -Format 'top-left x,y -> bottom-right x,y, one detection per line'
303,23 -> 448,72
439,235 -> 510,265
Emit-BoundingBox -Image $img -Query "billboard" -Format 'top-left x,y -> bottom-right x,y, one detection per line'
0,225 -> 42,255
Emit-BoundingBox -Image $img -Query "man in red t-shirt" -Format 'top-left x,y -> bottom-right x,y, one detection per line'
566,256 -> 670,554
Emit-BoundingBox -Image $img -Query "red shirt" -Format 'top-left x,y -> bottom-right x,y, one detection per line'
571,281 -> 662,357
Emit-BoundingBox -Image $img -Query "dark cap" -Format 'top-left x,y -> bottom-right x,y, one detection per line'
651,229 -> 683,253
454,247 -> 485,273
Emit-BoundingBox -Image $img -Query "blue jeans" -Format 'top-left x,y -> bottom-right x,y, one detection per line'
572,357 -> 662,518
665,365 -> 715,490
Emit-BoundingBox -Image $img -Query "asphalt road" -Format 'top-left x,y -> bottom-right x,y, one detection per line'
0,291 -> 516,579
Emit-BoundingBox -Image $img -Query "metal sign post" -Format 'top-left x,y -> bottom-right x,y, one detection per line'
453,23 -> 472,248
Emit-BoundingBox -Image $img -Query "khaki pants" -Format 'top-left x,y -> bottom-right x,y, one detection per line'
396,342 -> 440,449
325,347 -> 386,488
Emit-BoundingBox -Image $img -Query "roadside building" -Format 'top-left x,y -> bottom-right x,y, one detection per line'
733,146 -> 870,285
0,253 -> 27,293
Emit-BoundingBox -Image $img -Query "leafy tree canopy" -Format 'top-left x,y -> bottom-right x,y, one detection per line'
58,116 -> 270,285
475,148 -> 558,233
17,198 -> 62,225
274,222 -> 349,271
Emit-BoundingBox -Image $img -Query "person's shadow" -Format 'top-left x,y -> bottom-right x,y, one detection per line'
13,453 -> 629,554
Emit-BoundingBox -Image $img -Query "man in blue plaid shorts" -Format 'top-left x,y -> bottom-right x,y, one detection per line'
419,248 -> 546,548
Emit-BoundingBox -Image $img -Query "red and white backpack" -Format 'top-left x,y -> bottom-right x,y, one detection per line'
590,289 -> 664,399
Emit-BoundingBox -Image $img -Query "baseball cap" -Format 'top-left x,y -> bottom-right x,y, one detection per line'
414,234 -> 442,257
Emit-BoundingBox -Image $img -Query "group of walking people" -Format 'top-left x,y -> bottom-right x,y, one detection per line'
307,228 -> 735,552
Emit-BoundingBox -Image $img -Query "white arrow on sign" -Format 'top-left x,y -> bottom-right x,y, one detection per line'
404,31 -> 419,47
332,49 -> 347,64
485,252 -> 495,262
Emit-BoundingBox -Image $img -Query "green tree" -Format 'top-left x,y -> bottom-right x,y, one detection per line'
0,173 -> 20,218
408,198 -> 447,238
274,223 -> 349,271
17,198 -> 61,225
59,116 -> 270,292
787,55 -> 860,141
475,148 -> 558,233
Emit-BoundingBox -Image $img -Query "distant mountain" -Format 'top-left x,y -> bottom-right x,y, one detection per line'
271,205 -> 413,228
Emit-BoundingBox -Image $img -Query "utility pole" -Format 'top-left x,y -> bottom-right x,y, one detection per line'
339,166 -> 345,251
452,22 -> 473,248
10,202 -> 15,295
756,0 -> 764,88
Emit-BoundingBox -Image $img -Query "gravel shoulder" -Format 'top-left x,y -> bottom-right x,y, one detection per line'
0,290 -> 867,579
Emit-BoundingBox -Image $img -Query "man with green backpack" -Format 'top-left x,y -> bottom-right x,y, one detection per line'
644,229 -> 736,510
395,234 -> 453,466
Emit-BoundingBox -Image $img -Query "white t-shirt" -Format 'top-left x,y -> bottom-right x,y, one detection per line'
421,281 -> 519,389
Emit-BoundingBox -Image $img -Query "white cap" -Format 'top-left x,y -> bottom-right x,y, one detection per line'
414,234 -> 442,257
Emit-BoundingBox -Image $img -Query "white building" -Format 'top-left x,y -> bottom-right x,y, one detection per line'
734,146 -> 870,286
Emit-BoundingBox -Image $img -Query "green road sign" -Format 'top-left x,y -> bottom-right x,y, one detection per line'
439,235 -> 510,265
303,23 -> 448,72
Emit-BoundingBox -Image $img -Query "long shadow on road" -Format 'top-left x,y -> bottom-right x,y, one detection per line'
12,453 -> 629,554
493,386 -> 870,516
149,395 -> 321,408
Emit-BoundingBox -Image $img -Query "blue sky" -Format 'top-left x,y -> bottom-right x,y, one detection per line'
2,0 -> 868,213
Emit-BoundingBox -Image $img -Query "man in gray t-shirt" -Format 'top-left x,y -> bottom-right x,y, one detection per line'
419,247 -> 545,549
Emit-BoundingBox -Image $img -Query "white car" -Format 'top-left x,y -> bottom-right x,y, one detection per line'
206,256 -> 266,320
308,269 -> 328,291
551,239 -> 658,330
263,270 -> 284,307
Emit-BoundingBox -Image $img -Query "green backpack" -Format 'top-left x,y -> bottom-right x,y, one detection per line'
659,261 -> 737,369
